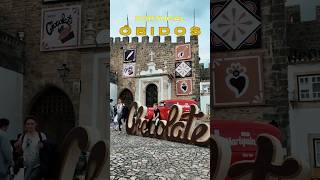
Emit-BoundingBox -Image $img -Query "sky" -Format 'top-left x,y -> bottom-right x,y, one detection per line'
286,0 -> 320,21
110,0 -> 210,67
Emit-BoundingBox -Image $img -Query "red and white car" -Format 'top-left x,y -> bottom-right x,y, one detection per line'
145,99 -> 198,120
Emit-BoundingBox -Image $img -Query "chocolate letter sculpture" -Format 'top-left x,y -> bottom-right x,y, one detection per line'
210,135 -> 232,180
126,101 -> 210,146
57,127 -> 108,180
228,134 -> 310,180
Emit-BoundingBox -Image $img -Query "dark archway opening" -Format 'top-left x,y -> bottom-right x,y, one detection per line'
119,89 -> 134,108
29,87 -> 75,143
146,84 -> 158,107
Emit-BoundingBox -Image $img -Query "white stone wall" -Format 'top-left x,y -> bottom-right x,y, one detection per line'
200,81 -> 210,115
0,67 -> 23,139
110,83 -> 118,106
288,63 -> 320,168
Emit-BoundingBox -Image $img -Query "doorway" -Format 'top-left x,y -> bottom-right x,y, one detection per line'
146,83 -> 158,107
29,87 -> 75,143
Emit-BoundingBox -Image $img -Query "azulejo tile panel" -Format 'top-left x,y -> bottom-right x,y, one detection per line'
211,0 -> 262,52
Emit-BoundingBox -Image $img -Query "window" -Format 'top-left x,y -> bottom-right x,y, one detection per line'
314,139 -> 320,168
298,74 -> 320,101
201,84 -> 210,94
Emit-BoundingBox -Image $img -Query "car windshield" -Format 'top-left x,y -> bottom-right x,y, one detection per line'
159,102 -> 175,107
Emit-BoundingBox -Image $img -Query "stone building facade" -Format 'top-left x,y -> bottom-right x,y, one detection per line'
211,0 -> 289,147
0,0 -> 109,144
110,35 -> 201,107
286,5 -> 320,178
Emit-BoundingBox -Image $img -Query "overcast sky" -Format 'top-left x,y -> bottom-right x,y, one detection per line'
286,0 -> 320,21
110,0 -> 210,66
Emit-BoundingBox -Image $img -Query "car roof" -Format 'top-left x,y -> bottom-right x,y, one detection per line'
160,99 -> 197,103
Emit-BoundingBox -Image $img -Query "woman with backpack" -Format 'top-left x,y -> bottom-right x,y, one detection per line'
14,116 -> 46,180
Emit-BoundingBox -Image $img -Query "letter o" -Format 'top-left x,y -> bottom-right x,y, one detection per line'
119,25 -> 132,36
174,27 -> 186,37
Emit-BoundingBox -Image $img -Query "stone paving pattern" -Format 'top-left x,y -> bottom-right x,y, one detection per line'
110,129 -> 210,180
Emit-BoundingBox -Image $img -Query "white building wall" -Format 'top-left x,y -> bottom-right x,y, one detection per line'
289,108 -> 320,162
200,81 -> 210,115
110,82 -> 118,106
0,67 -> 23,139
288,63 -> 320,167
200,95 -> 210,115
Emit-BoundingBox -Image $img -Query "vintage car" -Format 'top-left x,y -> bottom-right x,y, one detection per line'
212,120 -> 283,164
145,99 -> 198,120
212,120 -> 283,179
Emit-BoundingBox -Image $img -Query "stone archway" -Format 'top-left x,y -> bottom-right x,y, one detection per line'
119,88 -> 134,108
146,83 -> 158,107
29,86 -> 76,143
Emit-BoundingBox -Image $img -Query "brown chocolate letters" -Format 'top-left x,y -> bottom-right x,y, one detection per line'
126,102 -> 210,146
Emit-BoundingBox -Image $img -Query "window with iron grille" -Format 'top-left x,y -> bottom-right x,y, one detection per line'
297,74 -> 320,101
201,84 -> 210,94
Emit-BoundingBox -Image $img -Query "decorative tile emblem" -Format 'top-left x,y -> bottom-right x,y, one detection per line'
124,49 -> 136,63
176,79 -> 193,96
211,0 -> 261,51
123,63 -> 135,78
175,44 -> 192,60
213,56 -> 263,106
175,61 -> 192,78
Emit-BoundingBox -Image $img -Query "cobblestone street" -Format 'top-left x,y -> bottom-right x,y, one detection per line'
110,129 -> 210,180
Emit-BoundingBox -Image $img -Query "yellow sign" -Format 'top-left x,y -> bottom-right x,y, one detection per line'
119,25 -> 201,37
134,16 -> 184,22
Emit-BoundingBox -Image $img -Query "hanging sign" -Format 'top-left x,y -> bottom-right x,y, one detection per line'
41,6 -> 81,51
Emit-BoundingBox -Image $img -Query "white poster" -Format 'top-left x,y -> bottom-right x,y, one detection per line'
41,6 -> 81,51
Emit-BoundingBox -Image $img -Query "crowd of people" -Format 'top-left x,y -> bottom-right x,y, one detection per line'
110,99 -> 129,131
110,99 -> 162,132
0,116 -> 57,180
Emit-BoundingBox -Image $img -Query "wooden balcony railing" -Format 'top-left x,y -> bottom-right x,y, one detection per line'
288,48 -> 320,64
0,30 -> 24,58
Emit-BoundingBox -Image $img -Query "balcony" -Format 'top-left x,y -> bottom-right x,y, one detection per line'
288,48 -> 320,64
0,31 -> 25,73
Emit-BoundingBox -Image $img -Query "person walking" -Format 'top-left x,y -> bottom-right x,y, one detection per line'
0,118 -> 13,180
110,99 -> 114,127
112,105 -> 118,130
116,99 -> 125,131
15,116 -> 46,180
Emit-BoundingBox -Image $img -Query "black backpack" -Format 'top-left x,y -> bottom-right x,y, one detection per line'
122,106 -> 129,121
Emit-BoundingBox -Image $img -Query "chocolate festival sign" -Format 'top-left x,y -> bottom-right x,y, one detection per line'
119,16 -> 201,37
41,5 -> 81,51
126,102 -> 210,146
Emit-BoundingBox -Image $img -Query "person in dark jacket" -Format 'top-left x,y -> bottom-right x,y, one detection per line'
0,118 -> 13,180
122,104 -> 129,123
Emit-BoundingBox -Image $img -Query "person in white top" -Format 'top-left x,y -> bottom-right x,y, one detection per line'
116,99 -> 124,131
15,116 -> 46,180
